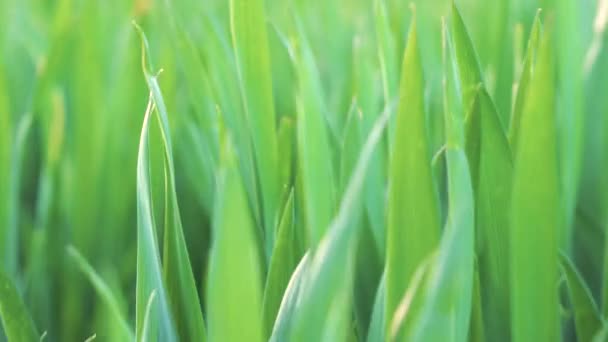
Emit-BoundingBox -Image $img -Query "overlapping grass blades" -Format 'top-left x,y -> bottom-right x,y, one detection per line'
385,14 -> 440,340
134,24 -> 206,342
292,16 -> 338,250
404,18 -> 475,341
230,0 -> 280,258
291,107 -> 390,341
450,4 -> 514,338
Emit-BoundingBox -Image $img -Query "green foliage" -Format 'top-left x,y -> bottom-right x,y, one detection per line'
0,0 -> 606,341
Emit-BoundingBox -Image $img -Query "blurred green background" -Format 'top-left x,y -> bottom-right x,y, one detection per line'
1,0 -> 607,340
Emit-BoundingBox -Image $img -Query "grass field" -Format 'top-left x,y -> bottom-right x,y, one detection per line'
1,0 -> 608,341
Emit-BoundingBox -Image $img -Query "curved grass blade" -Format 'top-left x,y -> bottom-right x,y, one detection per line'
66,246 -> 134,341
207,137 -> 264,342
386,16 -> 440,340
409,147 -> 475,341
269,253 -> 310,342
290,108 -> 390,342
509,11 -> 542,154
559,252 -> 603,342
230,0 -> 279,258
0,269 -> 39,341
510,30 -> 560,342
407,21 -> 475,341
134,23 -> 207,342
135,93 -> 176,342
263,189 -> 297,339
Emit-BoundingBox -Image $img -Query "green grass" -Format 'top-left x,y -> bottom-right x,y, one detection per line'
1,0 -> 608,341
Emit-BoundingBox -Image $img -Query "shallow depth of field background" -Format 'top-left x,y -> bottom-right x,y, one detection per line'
1,0 -> 608,341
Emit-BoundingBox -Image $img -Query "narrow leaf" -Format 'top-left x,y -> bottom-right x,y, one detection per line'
0,270 -> 39,342
386,16 -> 440,340
560,252 -> 603,342
510,30 -> 560,342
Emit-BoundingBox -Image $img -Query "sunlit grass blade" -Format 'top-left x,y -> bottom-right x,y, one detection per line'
230,0 -> 280,258
134,24 -> 207,342
269,253 -> 310,342
386,15 -> 440,340
66,246 -> 133,341
207,136 -> 264,342
291,109 -> 390,341
0,269 -> 39,341
510,29 -> 560,342
559,252 -> 604,341
263,189 -> 297,339
509,11 -> 542,155
292,18 -> 338,249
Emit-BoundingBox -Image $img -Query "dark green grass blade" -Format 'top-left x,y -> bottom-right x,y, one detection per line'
560,252 -> 604,342
0,270 -> 39,341
263,189 -> 297,339
230,0 -> 279,258
207,137 -> 264,342
510,29 -> 560,342
465,89 -> 513,339
386,16 -> 440,340
134,24 -> 207,342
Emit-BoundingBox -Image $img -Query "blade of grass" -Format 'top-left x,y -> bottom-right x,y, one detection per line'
465,89 -> 513,339
366,271 -> 385,342
559,252 -> 604,342
386,14 -> 440,340
510,29 -> 560,342
230,0 -> 280,258
290,108 -> 390,341
134,23 -> 207,342
292,19 -> 338,249
66,246 -> 133,341
407,20 -> 475,341
269,253 -> 310,342
207,135 -> 264,342
135,92 -> 177,342
263,189 -> 297,339
509,10 -> 542,155
0,269 -> 39,341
